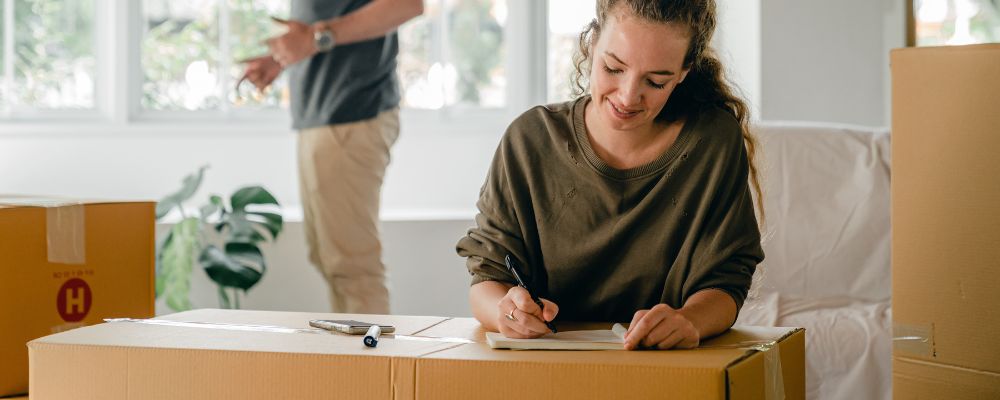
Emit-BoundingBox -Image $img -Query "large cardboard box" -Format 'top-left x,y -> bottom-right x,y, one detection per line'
0,198 -> 155,397
28,309 -> 804,399
891,44 -> 1000,399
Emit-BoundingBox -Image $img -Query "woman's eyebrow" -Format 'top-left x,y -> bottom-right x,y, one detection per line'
604,51 -> 675,76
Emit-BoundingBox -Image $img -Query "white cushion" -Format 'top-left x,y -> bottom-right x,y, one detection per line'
751,122 -> 891,303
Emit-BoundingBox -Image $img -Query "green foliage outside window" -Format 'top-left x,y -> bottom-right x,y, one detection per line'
449,0 -> 504,105
8,0 -> 94,109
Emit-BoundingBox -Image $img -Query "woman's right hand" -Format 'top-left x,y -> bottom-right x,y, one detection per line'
496,286 -> 559,338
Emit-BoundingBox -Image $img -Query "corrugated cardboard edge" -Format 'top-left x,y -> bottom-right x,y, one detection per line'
726,328 -> 805,400
29,341 -> 395,399
893,356 -> 1000,400
412,357 -> 727,400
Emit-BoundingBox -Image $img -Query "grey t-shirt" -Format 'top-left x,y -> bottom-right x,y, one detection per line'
289,0 -> 401,129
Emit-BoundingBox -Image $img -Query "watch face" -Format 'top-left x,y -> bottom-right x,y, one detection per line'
315,31 -> 335,52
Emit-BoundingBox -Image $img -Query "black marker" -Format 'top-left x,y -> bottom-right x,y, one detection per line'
504,254 -> 557,333
363,324 -> 381,347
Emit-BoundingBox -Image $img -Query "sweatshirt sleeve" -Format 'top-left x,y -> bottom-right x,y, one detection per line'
685,120 -> 765,313
456,135 -> 523,286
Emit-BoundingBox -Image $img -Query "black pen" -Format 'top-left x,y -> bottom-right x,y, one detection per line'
504,253 -> 557,333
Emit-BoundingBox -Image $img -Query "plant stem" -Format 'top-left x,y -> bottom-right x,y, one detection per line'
217,285 -> 231,309
233,288 -> 241,309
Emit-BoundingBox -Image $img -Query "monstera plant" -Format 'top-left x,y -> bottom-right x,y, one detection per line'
155,166 -> 283,311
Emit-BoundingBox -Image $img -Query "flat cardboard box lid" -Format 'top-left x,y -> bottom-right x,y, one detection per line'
30,310 -> 803,399
0,196 -> 151,209
422,318 -> 796,367
33,309 -> 457,357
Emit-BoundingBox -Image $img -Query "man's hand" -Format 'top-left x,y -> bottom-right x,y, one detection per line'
266,17 -> 317,67
237,55 -> 282,92
623,303 -> 700,350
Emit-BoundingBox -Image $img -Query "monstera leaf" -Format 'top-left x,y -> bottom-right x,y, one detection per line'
215,186 -> 283,244
199,242 -> 265,291
155,169 -> 283,311
155,166 -> 207,219
156,217 -> 200,311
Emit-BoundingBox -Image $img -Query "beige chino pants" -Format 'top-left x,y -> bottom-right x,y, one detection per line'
297,108 -> 399,314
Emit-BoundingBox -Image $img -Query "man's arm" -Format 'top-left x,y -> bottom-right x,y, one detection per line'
316,0 -> 425,45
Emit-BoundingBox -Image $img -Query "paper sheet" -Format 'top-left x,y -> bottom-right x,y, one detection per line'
486,323 -> 628,350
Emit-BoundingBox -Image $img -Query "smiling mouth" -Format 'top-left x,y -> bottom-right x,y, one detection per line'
608,101 -> 640,117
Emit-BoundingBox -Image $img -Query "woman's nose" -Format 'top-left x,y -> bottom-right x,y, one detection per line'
617,79 -> 643,108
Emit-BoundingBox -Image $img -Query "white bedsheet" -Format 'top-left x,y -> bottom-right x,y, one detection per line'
738,122 -> 893,400
739,294 -> 892,399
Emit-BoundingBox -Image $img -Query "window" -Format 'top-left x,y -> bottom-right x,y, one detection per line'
911,0 -> 1000,46
0,0 -> 599,128
1,0 -> 97,116
399,0 -> 508,110
547,0 -> 595,103
140,0 -> 289,113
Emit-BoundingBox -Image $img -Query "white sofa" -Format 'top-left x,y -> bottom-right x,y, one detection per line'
737,121 -> 892,400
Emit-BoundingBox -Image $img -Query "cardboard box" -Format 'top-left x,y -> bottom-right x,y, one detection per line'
891,44 -> 1000,399
0,197 -> 155,397
29,309 -> 804,399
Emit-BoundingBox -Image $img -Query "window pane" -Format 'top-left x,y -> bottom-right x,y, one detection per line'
398,0 -> 506,109
10,0 -> 95,109
448,0 -> 505,108
228,0 -> 288,109
915,0 -> 1000,46
398,2 -> 439,109
0,0 -> 4,108
142,0 -> 220,111
548,0 -> 595,103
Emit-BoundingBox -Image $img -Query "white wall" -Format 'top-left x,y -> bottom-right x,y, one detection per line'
760,0 -> 905,127
161,219 -> 476,317
0,121 -> 500,216
717,0 -> 762,117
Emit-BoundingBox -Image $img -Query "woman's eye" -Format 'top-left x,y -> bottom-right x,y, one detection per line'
602,65 -> 622,75
647,80 -> 666,89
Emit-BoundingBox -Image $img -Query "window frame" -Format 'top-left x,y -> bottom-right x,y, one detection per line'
0,0 -> 551,136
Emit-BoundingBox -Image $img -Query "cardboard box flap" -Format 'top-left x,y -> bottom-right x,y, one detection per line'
894,356 -> 1000,399
891,44 -> 1000,374
29,311 -> 804,399
31,310 -> 458,357
156,308 -> 448,336
0,196 -> 153,209
28,310 -> 462,399
412,325 -> 801,400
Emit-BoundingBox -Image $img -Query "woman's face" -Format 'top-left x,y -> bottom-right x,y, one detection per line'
588,9 -> 691,132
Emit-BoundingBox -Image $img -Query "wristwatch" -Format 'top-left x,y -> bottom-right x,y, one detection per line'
313,24 -> 336,52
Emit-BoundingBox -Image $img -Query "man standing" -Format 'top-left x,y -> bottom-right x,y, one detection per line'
240,0 -> 424,314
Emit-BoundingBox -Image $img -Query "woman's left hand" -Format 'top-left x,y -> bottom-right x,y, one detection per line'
623,303 -> 700,350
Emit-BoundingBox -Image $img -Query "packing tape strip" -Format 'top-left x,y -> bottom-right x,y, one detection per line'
892,322 -> 932,357
46,203 -> 87,264
105,318 -> 476,344
701,339 -> 785,400
0,198 -> 87,264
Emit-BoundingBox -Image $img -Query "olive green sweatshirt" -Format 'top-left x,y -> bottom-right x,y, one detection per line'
456,96 -> 763,323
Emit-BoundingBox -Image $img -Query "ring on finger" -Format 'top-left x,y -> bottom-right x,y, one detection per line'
505,309 -> 517,322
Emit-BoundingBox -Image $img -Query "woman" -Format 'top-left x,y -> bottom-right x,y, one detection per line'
456,0 -> 764,350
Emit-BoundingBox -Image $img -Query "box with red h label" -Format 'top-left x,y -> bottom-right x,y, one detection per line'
0,197 -> 154,397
